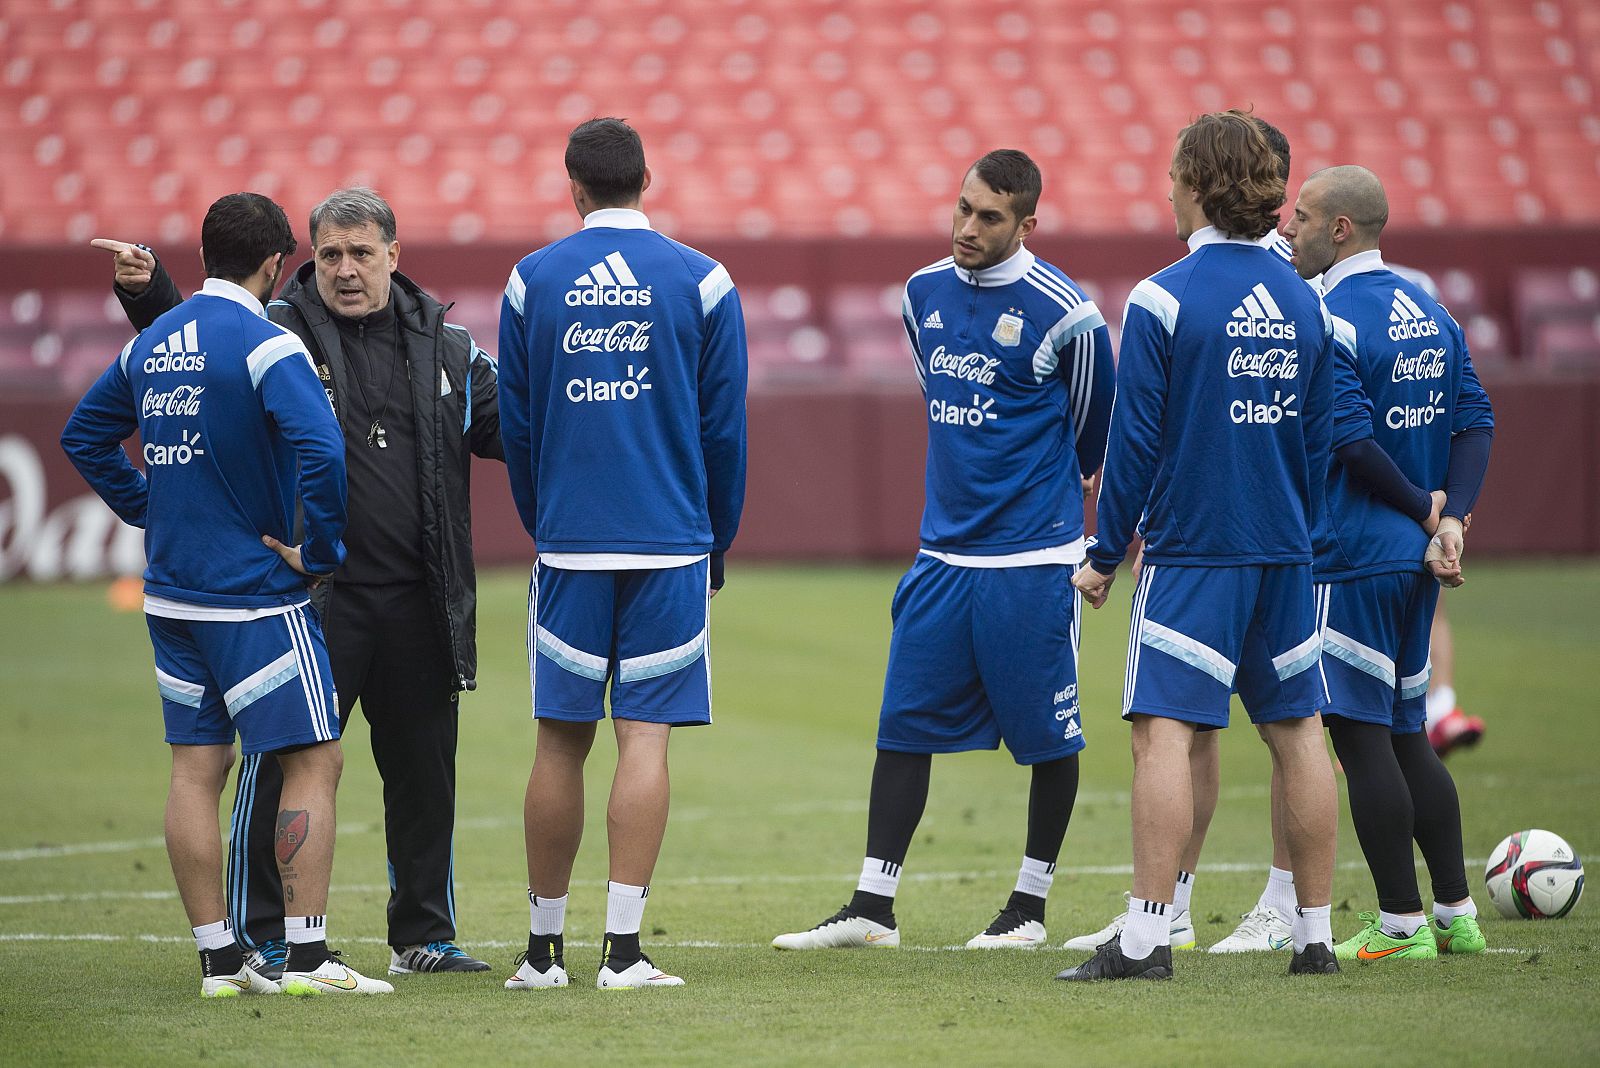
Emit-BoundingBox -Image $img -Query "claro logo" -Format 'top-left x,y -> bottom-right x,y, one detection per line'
567,364 -> 653,402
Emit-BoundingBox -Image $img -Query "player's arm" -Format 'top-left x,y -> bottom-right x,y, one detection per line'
900,284 -> 929,393
1326,323 -> 1433,524
92,239 -> 182,331
59,340 -> 148,527
1086,283 -> 1174,580
1441,316 -> 1494,523
698,265 -> 750,592
254,336 -> 347,576
496,266 -> 540,540
1058,315 -> 1116,479
463,338 -> 505,462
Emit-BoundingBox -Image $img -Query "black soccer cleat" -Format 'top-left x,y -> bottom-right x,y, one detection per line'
1055,939 -> 1173,981
389,940 -> 493,974
1288,941 -> 1340,975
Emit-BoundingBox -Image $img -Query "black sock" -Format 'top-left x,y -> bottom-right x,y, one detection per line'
1024,754 -> 1080,864
847,889 -> 897,926
1327,716 -> 1424,914
200,944 -> 244,977
285,939 -> 331,973
1392,730 -> 1470,903
1006,889 -> 1046,924
603,932 -> 641,967
526,932 -> 564,971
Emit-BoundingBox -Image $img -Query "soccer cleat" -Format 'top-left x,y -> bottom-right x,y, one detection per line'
281,957 -> 395,995
1435,914 -> 1487,955
1055,939 -> 1173,982
1288,941 -> 1340,974
389,940 -> 492,974
966,907 -> 1046,949
506,950 -> 570,990
1333,912 -> 1439,962
1061,893 -> 1195,952
597,954 -> 684,989
1208,903 -> 1295,954
772,906 -> 900,950
1428,708 -> 1485,758
243,938 -> 288,981
201,965 -> 280,998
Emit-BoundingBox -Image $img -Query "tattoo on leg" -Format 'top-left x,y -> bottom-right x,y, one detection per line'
276,810 -> 310,866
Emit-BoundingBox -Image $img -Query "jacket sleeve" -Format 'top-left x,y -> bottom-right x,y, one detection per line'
699,266 -> 749,570
1443,315 -> 1494,521
1088,283 -> 1172,574
901,283 -> 928,392
1058,319 -> 1116,479
464,341 -> 504,461
59,340 -> 148,527
253,336 -> 347,574
497,266 -> 540,540
114,248 -> 183,332
1300,302 -> 1336,538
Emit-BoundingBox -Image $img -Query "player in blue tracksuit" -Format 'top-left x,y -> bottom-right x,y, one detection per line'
772,150 -> 1115,954
499,119 -> 747,991
1283,165 -> 1495,961
61,193 -> 390,996
1060,112 -> 1342,982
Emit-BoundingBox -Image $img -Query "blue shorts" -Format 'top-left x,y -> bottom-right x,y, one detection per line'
147,605 -> 339,755
1123,563 -> 1325,729
527,560 -> 712,726
878,554 -> 1085,766
1316,571 -> 1437,734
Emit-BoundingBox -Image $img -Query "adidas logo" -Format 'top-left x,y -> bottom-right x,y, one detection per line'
1226,283 -> 1296,340
565,251 -> 653,307
1387,288 -> 1440,341
922,309 -> 944,329
144,320 -> 205,372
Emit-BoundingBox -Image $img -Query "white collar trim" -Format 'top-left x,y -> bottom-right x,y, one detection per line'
1186,225 -> 1262,252
200,277 -> 265,317
954,245 -> 1035,287
1320,249 -> 1387,294
583,207 -> 652,231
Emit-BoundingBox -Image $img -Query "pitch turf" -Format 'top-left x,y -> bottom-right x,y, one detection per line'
2,562 -> 1597,1065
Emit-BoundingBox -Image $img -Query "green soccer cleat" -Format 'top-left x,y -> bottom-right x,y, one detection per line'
1333,912 -> 1438,962
1434,914 -> 1487,955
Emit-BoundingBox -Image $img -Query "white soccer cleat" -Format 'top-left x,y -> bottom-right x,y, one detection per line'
596,955 -> 684,989
506,955 -> 569,990
1208,904 -> 1294,953
281,957 -> 395,995
1061,893 -> 1196,952
201,965 -> 280,998
966,908 -> 1047,949
772,907 -> 900,950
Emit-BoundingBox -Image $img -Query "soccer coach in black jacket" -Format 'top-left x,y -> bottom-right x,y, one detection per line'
97,187 -> 501,976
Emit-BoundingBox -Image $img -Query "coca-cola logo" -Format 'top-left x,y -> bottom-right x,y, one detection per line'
1226,346 -> 1300,379
563,320 -> 652,355
928,345 -> 1001,385
141,385 -> 204,418
1392,347 -> 1447,382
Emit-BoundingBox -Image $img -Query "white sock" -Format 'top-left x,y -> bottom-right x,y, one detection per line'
284,915 -> 327,944
857,857 -> 902,899
1425,684 -> 1456,730
1292,904 -> 1332,953
530,890 -> 567,936
605,881 -> 649,935
1434,898 -> 1478,927
1172,870 -> 1195,915
192,918 -> 234,953
1015,856 -> 1054,899
1118,897 -> 1170,959
1379,910 -> 1424,938
1261,866 -> 1297,918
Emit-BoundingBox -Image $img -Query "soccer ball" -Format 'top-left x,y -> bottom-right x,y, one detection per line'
1484,829 -> 1585,919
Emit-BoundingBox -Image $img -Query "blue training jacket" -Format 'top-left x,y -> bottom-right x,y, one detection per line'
61,278 -> 347,608
1090,227 -> 1335,572
901,246 -> 1115,557
498,208 -> 748,557
1315,252 -> 1495,581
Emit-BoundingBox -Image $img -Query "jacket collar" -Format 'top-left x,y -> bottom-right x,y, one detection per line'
200,277 -> 265,317
1321,249 -> 1387,295
1186,225 -> 1262,252
582,207 -> 652,230
954,245 -> 1035,287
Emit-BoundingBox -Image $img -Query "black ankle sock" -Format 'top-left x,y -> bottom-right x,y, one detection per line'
527,932 -> 565,970
603,932 -> 641,967
848,889 -> 896,927
1006,890 -> 1046,924
200,944 -> 244,977
285,939 -> 331,972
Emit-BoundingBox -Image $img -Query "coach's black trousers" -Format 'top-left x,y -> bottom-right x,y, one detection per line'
226,581 -> 461,950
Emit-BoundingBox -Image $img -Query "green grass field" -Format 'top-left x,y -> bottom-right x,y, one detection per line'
2,562 -> 1598,1066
